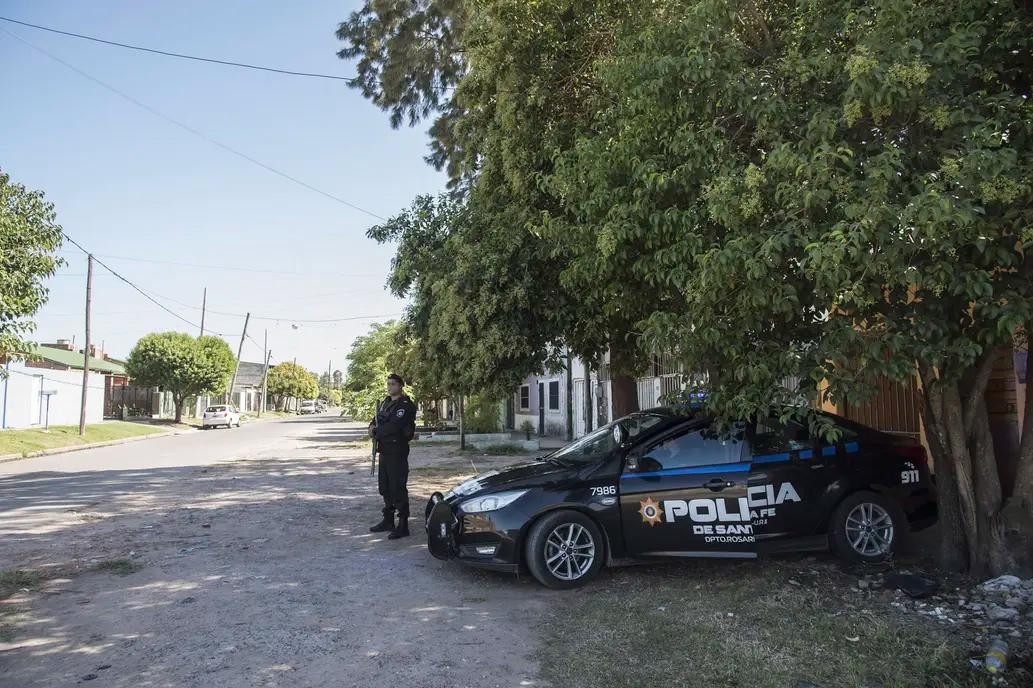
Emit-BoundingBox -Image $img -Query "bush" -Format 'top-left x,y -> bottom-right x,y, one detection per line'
519,420 -> 535,440
465,394 -> 501,433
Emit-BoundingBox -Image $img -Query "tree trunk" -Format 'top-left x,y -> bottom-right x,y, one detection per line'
608,341 -> 640,419
174,395 -> 185,424
919,363 -> 969,571
969,396 -> 1015,575
458,394 -> 465,451
1001,345 -> 1033,575
941,381 -> 982,571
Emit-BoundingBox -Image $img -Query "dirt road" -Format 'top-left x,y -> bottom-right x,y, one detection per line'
0,416 -> 549,688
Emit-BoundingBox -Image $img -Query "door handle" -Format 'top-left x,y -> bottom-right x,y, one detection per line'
705,478 -> 732,491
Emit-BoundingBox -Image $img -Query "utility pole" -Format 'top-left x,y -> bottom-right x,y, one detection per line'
79,254 -> 93,436
227,312 -> 250,407
259,329 -> 269,417
199,287 -> 207,336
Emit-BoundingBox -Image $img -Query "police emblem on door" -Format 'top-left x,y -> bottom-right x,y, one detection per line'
639,497 -> 663,526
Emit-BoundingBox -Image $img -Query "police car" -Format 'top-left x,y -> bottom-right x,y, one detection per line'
425,407 -> 936,589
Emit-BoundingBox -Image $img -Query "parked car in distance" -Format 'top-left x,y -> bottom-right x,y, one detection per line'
315,400 -> 328,412
299,400 -> 318,415
203,405 -> 241,429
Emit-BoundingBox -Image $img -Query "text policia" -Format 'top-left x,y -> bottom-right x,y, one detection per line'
638,482 -> 802,544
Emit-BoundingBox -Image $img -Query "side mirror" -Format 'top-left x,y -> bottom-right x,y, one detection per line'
612,424 -> 627,446
625,449 -> 640,472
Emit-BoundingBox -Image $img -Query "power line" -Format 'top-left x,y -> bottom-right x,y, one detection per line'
1,26 -> 387,221
79,261 -> 400,325
59,231 -> 228,336
78,252 -> 382,277
0,15 -> 358,82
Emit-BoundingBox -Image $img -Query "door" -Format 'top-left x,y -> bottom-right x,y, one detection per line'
538,382 -> 545,435
748,418 -> 837,545
572,379 -> 585,438
620,424 -> 753,557
505,396 -> 515,430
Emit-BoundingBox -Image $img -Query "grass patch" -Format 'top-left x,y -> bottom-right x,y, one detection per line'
0,569 -> 49,600
93,558 -> 142,576
539,560 -> 990,688
0,421 -> 164,457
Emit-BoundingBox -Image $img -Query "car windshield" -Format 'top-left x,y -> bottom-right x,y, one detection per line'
548,412 -> 674,465
206,406 -> 226,412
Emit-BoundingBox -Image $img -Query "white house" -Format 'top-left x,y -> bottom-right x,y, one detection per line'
1,358 -> 106,429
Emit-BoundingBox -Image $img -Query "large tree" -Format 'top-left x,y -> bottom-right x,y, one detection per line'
548,0 -> 1033,574
126,333 -> 236,422
344,0 -> 648,413
0,169 -> 63,366
342,0 -> 1033,573
266,362 -> 319,411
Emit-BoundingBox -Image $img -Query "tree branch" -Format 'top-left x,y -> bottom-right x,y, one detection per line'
963,347 -> 998,439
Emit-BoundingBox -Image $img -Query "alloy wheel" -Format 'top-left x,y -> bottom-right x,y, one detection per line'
544,523 -> 596,581
845,502 -> 894,557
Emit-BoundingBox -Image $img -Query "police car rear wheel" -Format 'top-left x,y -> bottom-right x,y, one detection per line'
526,510 -> 603,589
830,491 -> 903,563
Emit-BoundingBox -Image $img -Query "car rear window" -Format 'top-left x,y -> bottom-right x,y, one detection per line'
206,406 -> 227,412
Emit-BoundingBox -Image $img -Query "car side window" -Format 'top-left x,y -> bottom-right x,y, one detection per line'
752,419 -> 810,456
750,417 -> 857,457
639,425 -> 745,471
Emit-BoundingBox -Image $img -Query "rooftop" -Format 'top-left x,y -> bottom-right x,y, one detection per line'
28,344 -> 127,375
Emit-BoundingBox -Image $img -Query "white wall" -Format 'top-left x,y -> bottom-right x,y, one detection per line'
1,361 -> 105,429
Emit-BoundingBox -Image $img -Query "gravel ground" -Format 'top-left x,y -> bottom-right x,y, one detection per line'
0,419 -> 549,688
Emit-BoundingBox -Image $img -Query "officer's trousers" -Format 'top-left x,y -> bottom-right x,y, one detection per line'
378,443 -> 410,519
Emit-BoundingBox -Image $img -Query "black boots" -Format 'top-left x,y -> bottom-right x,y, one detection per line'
388,518 -> 410,540
369,513 -> 394,533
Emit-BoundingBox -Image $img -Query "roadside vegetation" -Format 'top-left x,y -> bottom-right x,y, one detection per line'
340,0 -> 1033,577
93,558 -> 142,576
0,421 -> 164,457
539,560 -> 993,688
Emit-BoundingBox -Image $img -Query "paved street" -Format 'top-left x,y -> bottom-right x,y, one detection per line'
0,415 -> 547,688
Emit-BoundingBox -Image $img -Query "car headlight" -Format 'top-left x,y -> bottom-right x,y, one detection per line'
460,490 -> 528,513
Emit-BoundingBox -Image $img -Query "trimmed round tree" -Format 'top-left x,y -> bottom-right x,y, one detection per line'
126,333 -> 236,422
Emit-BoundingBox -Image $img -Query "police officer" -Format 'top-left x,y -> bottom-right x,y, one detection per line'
368,373 -> 418,539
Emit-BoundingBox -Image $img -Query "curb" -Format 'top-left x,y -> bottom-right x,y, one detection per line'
0,427 -> 187,465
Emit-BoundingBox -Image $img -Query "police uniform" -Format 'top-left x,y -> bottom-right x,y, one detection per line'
369,394 -> 417,538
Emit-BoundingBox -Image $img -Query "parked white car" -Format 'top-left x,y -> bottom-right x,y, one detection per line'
202,405 -> 241,429
298,400 -> 318,415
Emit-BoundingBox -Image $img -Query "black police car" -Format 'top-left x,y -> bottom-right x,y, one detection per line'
425,407 -> 936,589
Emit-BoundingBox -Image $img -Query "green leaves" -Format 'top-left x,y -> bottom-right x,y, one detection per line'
0,168 -> 64,366
126,333 -> 236,401
267,362 -> 319,404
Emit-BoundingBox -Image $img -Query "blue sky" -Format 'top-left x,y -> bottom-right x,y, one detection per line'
0,0 -> 445,374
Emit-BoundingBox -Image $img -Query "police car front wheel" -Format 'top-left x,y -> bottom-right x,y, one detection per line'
830,491 -> 904,563
525,510 -> 604,589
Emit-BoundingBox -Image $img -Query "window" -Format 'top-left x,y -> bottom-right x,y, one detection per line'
552,412 -> 674,465
640,426 -> 745,471
750,417 -> 856,457
548,380 -> 560,411
519,385 -> 530,410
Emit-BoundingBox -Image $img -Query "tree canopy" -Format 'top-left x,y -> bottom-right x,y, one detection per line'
266,362 -> 319,409
0,169 -> 63,367
126,333 -> 236,422
340,0 -> 1033,573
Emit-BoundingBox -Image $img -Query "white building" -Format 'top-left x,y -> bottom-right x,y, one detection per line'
1,358 -> 106,429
